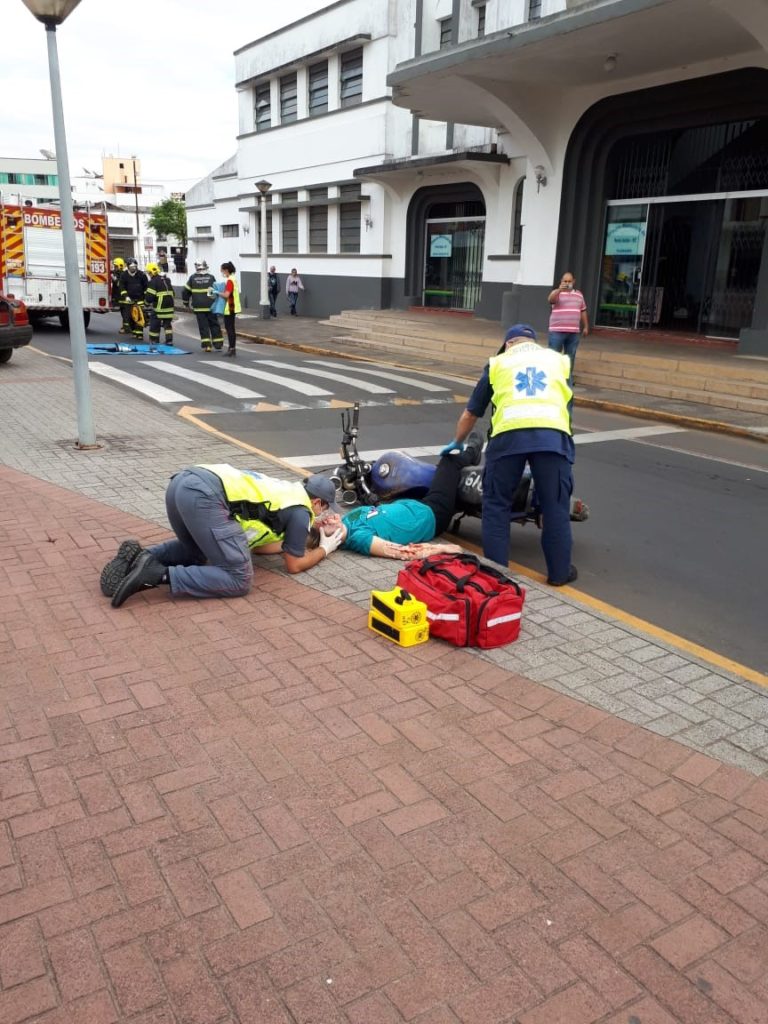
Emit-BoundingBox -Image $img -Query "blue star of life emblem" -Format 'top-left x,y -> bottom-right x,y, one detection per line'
515,367 -> 547,397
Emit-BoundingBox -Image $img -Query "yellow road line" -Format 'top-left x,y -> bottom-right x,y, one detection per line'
456,537 -> 768,688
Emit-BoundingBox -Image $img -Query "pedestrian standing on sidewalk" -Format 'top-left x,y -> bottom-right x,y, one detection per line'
99,466 -> 344,607
211,262 -> 240,357
285,268 -> 304,316
267,266 -> 280,318
445,323 -> 577,586
547,271 -> 589,377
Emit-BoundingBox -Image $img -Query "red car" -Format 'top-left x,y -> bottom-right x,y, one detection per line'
0,293 -> 33,364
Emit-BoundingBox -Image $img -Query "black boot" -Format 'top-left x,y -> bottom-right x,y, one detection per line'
463,429 -> 485,466
226,348 -> 236,357
100,539 -> 143,597
547,565 -> 578,587
111,551 -> 167,608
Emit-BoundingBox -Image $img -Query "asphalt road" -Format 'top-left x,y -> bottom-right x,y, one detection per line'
31,312 -> 768,672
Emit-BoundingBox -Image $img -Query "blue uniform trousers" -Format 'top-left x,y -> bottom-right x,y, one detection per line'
149,468 -> 253,599
482,450 -> 573,583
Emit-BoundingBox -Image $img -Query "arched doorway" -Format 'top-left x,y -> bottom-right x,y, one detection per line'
405,183 -> 486,311
556,69 -> 768,342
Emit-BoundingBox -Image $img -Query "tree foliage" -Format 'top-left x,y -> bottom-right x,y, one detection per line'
147,199 -> 187,247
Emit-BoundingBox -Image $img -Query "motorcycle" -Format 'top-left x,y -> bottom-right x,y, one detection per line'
329,402 -> 589,532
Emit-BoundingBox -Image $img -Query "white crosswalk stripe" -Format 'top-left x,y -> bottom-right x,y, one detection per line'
258,359 -> 395,394
307,360 -> 450,392
140,361 -> 264,398
89,362 -> 190,403
210,362 -> 333,396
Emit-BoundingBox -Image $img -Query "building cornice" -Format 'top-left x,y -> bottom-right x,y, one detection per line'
234,0 -> 357,56
236,34 -> 371,90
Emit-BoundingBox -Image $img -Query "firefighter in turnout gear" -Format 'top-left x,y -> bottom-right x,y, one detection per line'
182,260 -> 223,351
118,258 -> 149,340
144,263 -> 175,349
111,258 -> 130,333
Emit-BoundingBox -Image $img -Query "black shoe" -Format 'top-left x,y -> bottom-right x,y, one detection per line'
464,429 -> 485,466
226,348 -> 236,357
111,551 -> 167,608
100,539 -> 143,597
547,565 -> 578,587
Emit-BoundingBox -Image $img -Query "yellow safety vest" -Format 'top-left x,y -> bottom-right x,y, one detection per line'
228,279 -> 242,315
198,464 -> 313,548
488,343 -> 572,436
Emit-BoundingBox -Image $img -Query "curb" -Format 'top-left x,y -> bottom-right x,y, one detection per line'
237,331 -> 768,444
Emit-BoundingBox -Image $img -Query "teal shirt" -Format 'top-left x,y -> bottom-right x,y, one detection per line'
342,500 -> 437,555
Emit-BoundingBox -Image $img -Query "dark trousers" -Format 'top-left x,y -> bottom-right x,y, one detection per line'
287,291 -> 299,314
482,450 -> 573,582
148,313 -> 173,345
195,310 -> 222,348
150,469 -> 253,599
222,314 -> 236,350
421,449 -> 476,536
268,290 -> 278,317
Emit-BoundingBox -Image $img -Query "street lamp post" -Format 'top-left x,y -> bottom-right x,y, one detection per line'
255,179 -> 271,320
22,0 -> 97,448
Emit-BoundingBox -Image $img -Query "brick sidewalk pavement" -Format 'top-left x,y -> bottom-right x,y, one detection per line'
3,465 -> 768,1023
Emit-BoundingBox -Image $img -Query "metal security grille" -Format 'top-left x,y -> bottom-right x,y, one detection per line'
309,206 -> 328,253
221,225 -> 239,238
528,0 -> 542,20
439,18 -> 453,48
611,119 -> 768,198
512,177 -> 525,255
477,4 -> 486,37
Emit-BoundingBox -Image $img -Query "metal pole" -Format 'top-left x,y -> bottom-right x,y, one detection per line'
44,24 -> 96,447
259,194 -> 269,319
132,158 -> 140,256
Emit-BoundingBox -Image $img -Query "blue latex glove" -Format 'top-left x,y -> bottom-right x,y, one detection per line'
440,440 -> 464,456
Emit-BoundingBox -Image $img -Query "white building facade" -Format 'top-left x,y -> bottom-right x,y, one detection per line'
187,0 -> 768,353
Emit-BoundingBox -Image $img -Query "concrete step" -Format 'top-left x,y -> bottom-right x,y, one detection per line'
575,370 -> 768,415
577,357 -> 768,402
326,313 -> 494,346
580,347 -> 768,384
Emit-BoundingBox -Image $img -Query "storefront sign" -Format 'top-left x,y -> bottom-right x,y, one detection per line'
430,234 -> 453,258
605,221 -> 646,256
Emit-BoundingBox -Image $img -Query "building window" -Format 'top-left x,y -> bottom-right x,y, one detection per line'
528,0 -> 542,20
439,17 -> 453,49
477,4 -> 486,37
309,188 -> 328,253
340,203 -> 361,253
34,174 -> 47,186
221,224 -> 239,238
196,225 -> 212,235
254,82 -> 271,131
282,208 -> 298,253
309,61 -> 329,116
7,173 -> 22,184
512,177 -> 525,255
340,48 -> 363,108
280,74 -> 298,123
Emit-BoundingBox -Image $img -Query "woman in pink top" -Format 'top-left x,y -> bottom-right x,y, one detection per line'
547,271 -> 589,377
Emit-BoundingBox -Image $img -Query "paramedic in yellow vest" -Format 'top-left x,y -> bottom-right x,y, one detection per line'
444,323 -> 577,586
211,261 -> 240,357
99,466 -> 345,608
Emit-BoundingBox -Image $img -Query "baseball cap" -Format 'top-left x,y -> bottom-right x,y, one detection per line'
304,474 -> 340,513
504,323 -> 538,344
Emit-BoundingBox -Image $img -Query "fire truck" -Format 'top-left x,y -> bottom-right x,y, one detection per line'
0,201 -> 111,330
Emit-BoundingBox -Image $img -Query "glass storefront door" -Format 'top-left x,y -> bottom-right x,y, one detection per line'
596,205 -> 648,329
423,218 -> 484,310
597,195 -> 768,338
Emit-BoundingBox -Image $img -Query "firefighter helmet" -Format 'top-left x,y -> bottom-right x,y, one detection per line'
145,262 -> 160,276
194,260 -> 208,271
112,257 -> 125,270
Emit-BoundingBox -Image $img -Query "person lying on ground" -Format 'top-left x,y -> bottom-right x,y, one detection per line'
100,465 -> 344,608
307,431 -> 485,559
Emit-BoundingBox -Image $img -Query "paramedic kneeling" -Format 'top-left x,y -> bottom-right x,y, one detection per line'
100,465 -> 344,608
445,324 -> 577,586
